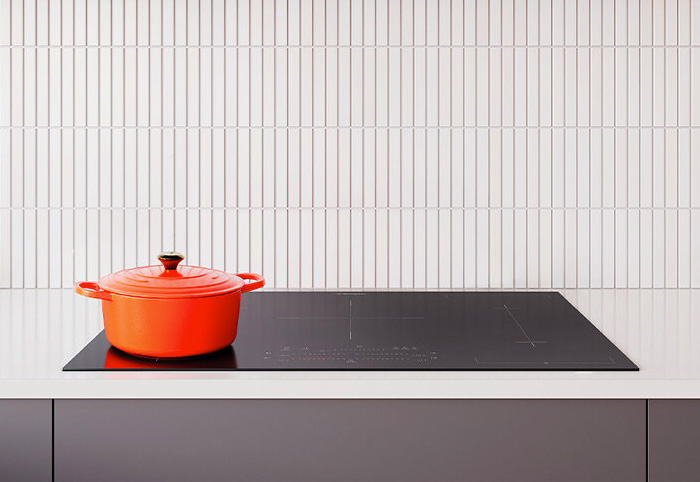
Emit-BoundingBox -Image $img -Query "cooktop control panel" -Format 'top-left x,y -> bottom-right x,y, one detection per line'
64,291 -> 638,371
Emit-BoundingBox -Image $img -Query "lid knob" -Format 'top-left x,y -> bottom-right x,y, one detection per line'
158,252 -> 185,270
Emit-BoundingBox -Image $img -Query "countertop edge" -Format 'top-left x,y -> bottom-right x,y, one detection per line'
2,378 -> 700,399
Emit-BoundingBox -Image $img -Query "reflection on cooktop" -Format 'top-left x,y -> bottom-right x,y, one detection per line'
63,291 -> 638,371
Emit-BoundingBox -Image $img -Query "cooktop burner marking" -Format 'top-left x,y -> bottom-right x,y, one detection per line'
502,304 -> 545,348
275,299 -> 425,343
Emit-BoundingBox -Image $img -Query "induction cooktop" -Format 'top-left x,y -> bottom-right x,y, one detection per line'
63,291 -> 638,371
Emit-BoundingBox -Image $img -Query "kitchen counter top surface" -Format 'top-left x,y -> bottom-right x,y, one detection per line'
1,288 -> 699,399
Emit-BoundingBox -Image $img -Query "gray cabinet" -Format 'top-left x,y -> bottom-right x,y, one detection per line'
0,399 -> 52,482
648,400 -> 700,481
55,399 -> 645,482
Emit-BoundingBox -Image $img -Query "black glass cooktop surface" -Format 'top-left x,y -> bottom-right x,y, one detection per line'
63,291 -> 638,371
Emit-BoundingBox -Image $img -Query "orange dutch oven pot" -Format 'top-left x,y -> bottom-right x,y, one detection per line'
74,252 -> 264,358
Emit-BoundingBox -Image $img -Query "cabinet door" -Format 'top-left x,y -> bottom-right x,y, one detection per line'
0,399 -> 52,482
649,399 -> 700,481
55,399 -> 645,482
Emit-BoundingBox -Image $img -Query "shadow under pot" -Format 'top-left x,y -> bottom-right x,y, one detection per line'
74,252 -> 264,358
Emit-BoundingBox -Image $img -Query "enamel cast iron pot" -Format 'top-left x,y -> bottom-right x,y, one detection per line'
74,252 -> 264,358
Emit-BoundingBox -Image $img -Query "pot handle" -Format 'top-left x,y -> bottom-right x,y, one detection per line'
74,282 -> 112,301
236,273 -> 265,293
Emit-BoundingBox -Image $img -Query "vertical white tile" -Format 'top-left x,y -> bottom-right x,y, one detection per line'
451,0 -> 463,45
250,47 -> 263,126
666,129 -> 678,207
551,48 -> 564,125
464,47 -> 476,125
602,129 -> 615,207
514,0 -> 527,45
501,128 -> 514,207
363,209 -> 375,288
61,210 -> 73,287
315,209 -> 327,288
489,130 -> 501,207
640,128 -> 653,206
401,49 -> 414,125
501,0 -> 514,46
616,49 -> 628,125
527,210 -> 539,287
653,49 -> 665,126
565,209 -> 577,287
577,130 -> 590,207
666,48 -> 678,126
616,130 -> 628,207
199,130 -> 212,207
589,129 -> 602,207
539,129 -> 552,207
526,130 -> 539,208
602,209 -> 615,287
628,129 -> 640,207
138,129 -> 151,207
678,209 -> 691,287
337,128 -> 350,207
402,129 -> 414,207
401,210 -> 414,287
389,49 -> 401,126
628,47 -> 640,126
362,48 -> 375,126
628,209 -> 640,287
490,210 -> 502,287
0,0 -> 10,46
313,48 -> 325,126
502,209 -> 515,287
653,210 -> 665,287
438,0 -> 451,46
666,0 -> 678,45
565,0 -> 577,45
514,48 -> 526,126
693,211 -> 700,287
490,49 -> 502,126
438,129 -> 451,207
653,129 -> 665,207
666,209 -> 678,288
476,209 -> 489,288
616,211 -> 628,287
464,209 -> 476,288
590,209 -> 602,287
514,210 -> 527,287
602,49 -> 615,125
375,209 -> 388,288
678,129 -> 690,207
565,129 -> 576,207
412,209 -> 425,288
250,129 -> 263,207
388,209 -> 400,288
577,210 -> 590,287
338,47 -> 351,125
577,0 -> 590,45
678,48 -> 691,126
0,132 -> 10,207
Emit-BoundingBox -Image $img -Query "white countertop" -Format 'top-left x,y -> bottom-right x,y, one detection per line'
1,288 -> 699,399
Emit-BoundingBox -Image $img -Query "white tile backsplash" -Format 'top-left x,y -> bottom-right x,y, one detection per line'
0,0 -> 698,289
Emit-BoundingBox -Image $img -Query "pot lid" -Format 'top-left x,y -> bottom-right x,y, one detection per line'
98,252 -> 244,299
